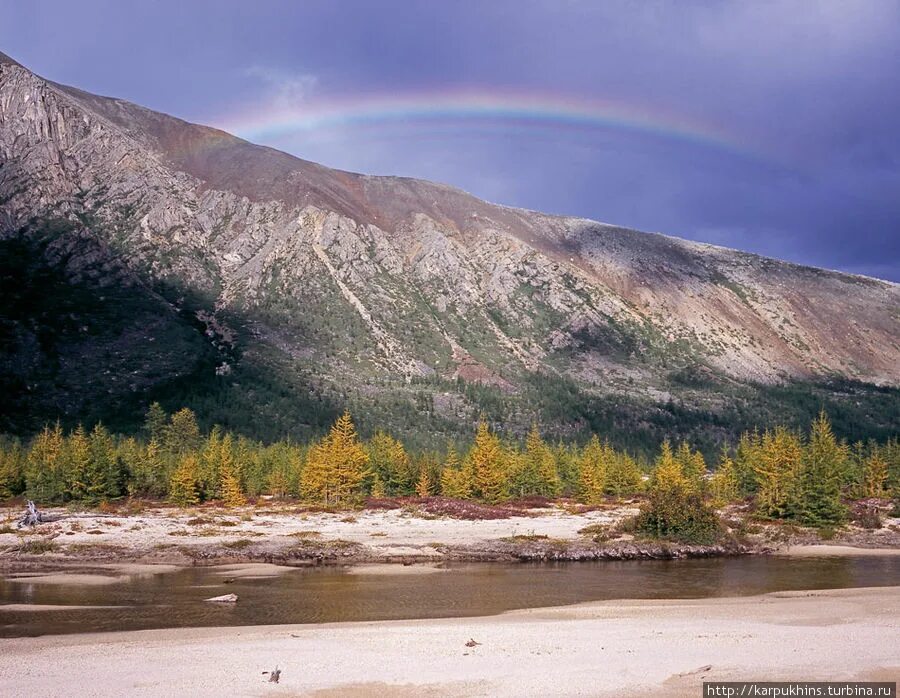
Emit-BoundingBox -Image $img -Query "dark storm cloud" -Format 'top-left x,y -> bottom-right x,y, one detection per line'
1,0 -> 898,280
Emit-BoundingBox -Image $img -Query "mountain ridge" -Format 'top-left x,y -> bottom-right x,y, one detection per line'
1,51 -> 898,447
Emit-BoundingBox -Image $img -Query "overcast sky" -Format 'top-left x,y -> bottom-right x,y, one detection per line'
2,1 -> 898,281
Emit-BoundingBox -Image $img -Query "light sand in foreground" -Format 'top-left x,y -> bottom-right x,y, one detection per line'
0,587 -> 897,697
775,545 -> 900,557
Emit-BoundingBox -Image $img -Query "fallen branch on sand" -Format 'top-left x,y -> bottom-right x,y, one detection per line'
17,501 -> 54,528
16,501 -> 117,529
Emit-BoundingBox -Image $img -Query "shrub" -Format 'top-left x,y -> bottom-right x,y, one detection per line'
578,523 -> 612,543
819,526 -> 837,540
852,503 -> 882,530
186,517 -> 215,526
223,538 -> 254,550
635,441 -> 723,544
634,490 -> 722,544
289,530 -> 322,539
501,533 -> 549,543
19,539 -> 57,554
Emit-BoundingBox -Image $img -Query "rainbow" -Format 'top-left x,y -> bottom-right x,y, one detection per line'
213,88 -> 775,165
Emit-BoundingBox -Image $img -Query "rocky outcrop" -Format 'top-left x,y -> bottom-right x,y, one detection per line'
1,51 -> 898,437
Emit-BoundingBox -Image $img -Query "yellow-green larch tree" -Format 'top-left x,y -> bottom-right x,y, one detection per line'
468,420 -> 507,503
415,467 -> 431,497
860,452 -> 889,498
605,451 -> 642,497
510,423 -> 560,498
65,424 -> 92,502
797,411 -> 847,526
754,426 -> 803,520
26,422 -> 67,502
578,434 -> 607,504
301,411 -> 369,505
169,454 -> 200,507
220,462 -> 247,507
439,444 -> 473,499
675,441 -> 707,494
366,431 -> 414,496
709,447 -> 740,506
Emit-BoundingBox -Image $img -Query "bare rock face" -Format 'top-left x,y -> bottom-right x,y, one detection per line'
1,51 -> 898,441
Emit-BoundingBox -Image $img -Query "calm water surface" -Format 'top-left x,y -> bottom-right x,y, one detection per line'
2,555 -> 899,637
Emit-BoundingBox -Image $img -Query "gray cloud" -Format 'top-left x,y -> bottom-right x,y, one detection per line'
1,0 -> 897,280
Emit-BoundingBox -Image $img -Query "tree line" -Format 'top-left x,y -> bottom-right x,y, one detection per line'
0,405 -> 897,532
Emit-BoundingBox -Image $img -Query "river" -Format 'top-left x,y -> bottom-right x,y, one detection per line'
2,554 -> 899,637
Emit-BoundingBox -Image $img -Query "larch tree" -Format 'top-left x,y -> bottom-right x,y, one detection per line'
118,437 -> 142,496
605,452 -> 642,497
531,426 -> 561,498
165,407 -> 201,455
140,438 -> 167,497
0,441 -> 25,499
468,420 -> 507,503
199,428 -> 224,500
439,445 -> 473,499
236,436 -> 266,497
415,467 -> 431,497
143,402 -> 169,443
220,462 -> 247,507
265,442 -> 301,499
65,424 -> 92,502
733,430 -> 761,496
675,441 -> 707,494
552,442 -> 582,497
709,447 -> 740,506
860,452 -> 889,498
578,434 -> 607,504
87,423 -> 122,501
797,412 -> 847,526
651,440 -> 688,493
370,472 -> 387,498
367,431 -> 414,496
510,424 -> 559,498
881,438 -> 900,493
754,427 -> 803,520
26,422 -> 67,503
301,411 -> 369,505
0,453 -> 11,500
169,454 -> 200,507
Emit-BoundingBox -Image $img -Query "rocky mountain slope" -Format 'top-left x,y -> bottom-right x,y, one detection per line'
1,50 -> 898,447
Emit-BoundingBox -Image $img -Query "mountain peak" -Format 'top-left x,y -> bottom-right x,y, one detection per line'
0,51 -> 898,441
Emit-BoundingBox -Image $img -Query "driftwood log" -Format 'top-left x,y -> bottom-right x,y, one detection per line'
15,500 -> 116,529
17,501 -> 46,528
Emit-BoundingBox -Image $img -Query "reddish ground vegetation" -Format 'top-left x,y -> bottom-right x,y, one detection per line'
504,496 -> 554,510
362,497 -> 404,511
361,496 -> 535,519
411,497 -> 534,520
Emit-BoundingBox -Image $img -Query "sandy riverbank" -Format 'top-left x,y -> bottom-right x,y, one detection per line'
774,544 -> 900,557
2,501 -> 898,568
0,586 -> 896,697
0,501 -> 713,566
